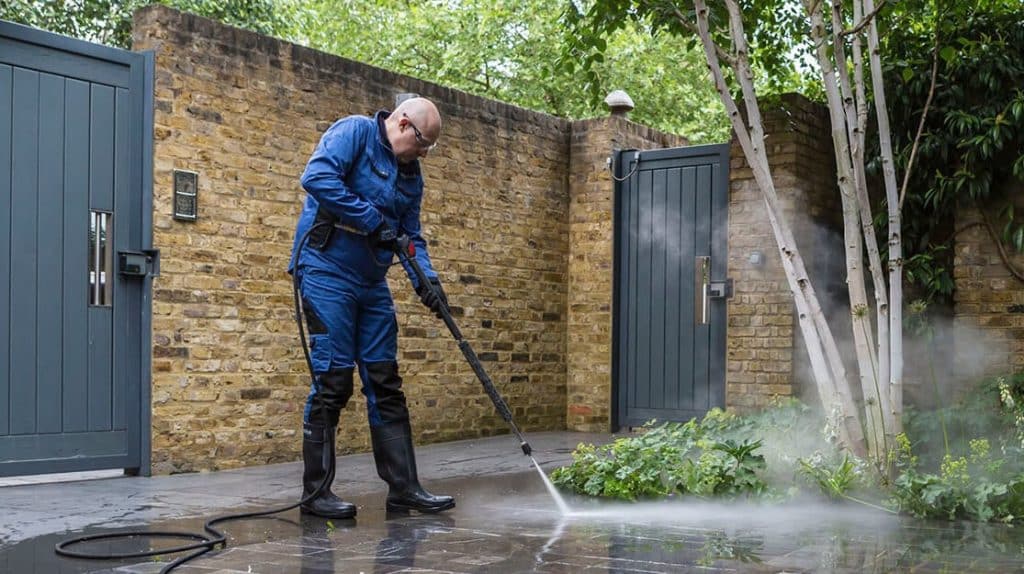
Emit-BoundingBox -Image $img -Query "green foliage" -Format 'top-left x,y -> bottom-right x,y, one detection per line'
299,0 -> 729,142
892,443 -> 1024,523
1,0 -> 295,49
550,416 -> 769,501
878,1 -> 1024,304
904,372 -> 1024,474
894,373 -> 1024,523
554,390 -> 1024,524
798,454 -> 862,500
3,0 -> 730,142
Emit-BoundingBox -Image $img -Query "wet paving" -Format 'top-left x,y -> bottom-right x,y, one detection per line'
2,432 -> 1024,573
4,469 -> 1024,573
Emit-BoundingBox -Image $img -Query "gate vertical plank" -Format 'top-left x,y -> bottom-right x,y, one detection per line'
680,166 -> 697,408
88,84 -> 115,431
634,169 -> 653,411
36,73 -> 66,434
693,164 -> 713,412
0,64 -> 11,437
650,169 -> 667,409
113,87 -> 130,431
664,168 -> 682,411
62,78 -> 90,433
622,161 -> 639,424
10,68 -> 39,435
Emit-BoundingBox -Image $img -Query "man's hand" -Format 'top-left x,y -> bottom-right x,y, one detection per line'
368,222 -> 397,251
416,277 -> 448,319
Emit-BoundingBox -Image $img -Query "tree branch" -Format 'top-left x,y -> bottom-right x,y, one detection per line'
898,20 -> 941,209
671,6 -> 736,66
841,0 -> 887,37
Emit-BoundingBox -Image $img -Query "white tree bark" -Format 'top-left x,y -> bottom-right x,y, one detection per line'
863,0 -> 904,434
808,0 -> 895,459
849,0 -> 896,446
805,0 -> 885,457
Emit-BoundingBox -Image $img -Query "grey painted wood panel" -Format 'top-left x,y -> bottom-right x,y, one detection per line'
1,21 -> 150,477
10,67 -> 39,435
88,307 -> 113,432
0,64 -> 10,437
615,145 -> 729,429
62,78 -> 90,434
36,73 -> 65,435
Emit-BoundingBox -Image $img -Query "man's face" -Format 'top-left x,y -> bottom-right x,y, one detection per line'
395,113 -> 437,163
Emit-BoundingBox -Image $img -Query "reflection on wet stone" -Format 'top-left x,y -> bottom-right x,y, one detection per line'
4,467 -> 1024,573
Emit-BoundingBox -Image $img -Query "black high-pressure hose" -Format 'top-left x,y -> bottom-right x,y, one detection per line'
55,222 -> 337,573
54,228 -> 533,573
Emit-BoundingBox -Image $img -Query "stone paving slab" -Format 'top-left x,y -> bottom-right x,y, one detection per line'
2,431 -> 1024,573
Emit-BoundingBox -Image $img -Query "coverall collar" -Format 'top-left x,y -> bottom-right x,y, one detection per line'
375,110 -> 393,151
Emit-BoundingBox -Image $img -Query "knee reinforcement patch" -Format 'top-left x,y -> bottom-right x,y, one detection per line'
364,361 -> 408,424
307,368 -> 354,428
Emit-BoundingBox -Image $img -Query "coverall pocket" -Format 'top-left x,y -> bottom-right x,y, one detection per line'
309,334 -> 333,374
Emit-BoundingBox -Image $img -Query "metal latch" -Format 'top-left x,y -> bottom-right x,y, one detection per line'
119,249 -> 160,277
707,279 -> 733,299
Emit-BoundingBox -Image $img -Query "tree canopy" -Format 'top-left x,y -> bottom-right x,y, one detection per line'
2,0 -> 731,142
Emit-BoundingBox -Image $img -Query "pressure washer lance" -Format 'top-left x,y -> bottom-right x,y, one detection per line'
393,235 -> 533,457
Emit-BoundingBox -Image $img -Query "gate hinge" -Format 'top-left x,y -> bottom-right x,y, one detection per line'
119,249 -> 160,278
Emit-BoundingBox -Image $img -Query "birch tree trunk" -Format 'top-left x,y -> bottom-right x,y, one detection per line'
848,0 -> 896,446
805,0 -> 891,459
689,0 -> 867,455
863,0 -> 904,435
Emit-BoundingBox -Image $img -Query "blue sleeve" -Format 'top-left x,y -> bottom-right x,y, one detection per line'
398,194 -> 437,289
300,118 -> 383,234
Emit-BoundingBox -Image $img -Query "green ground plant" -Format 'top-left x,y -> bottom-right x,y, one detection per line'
553,379 -> 1024,523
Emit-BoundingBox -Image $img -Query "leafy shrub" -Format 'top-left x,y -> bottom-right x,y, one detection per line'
550,417 -> 769,501
892,437 -> 1024,523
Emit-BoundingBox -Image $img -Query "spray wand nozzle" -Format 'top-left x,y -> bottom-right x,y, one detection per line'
394,235 -> 534,457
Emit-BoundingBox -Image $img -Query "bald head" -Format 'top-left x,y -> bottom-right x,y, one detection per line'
396,98 -> 441,138
386,97 -> 442,162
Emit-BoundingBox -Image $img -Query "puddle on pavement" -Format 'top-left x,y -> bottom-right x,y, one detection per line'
3,470 -> 1023,573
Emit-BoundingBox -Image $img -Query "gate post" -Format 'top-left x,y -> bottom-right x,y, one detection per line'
725,93 -> 845,411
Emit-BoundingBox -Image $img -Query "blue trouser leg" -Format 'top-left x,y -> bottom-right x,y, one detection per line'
299,267 -> 357,428
356,281 -> 406,428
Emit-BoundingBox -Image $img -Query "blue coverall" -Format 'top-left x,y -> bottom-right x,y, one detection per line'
289,110 -> 437,430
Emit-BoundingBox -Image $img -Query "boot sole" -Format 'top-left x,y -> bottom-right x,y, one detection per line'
300,505 -> 357,519
386,499 -> 456,514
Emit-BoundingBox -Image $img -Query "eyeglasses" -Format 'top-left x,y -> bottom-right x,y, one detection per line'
402,113 -> 437,151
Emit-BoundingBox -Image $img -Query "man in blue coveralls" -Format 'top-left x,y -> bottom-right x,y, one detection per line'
289,97 -> 453,518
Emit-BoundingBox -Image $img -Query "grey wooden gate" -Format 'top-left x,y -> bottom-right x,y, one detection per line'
0,21 -> 155,476
613,144 -> 730,429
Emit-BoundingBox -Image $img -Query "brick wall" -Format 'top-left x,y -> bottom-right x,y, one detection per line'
566,117 -> 686,431
131,7 -> 860,471
725,94 -> 843,409
954,192 -> 1024,381
134,6 -> 575,473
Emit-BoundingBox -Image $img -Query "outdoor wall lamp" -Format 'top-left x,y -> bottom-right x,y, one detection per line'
749,250 -> 766,266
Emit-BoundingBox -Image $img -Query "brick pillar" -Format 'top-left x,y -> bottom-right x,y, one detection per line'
726,93 -> 844,410
565,117 -> 685,431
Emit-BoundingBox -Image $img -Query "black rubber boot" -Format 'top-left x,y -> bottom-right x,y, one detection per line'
371,420 -> 455,513
300,422 -> 357,519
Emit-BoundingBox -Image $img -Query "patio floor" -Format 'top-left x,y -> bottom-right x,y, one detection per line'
2,431 -> 1022,573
